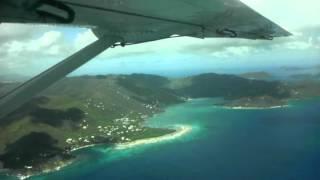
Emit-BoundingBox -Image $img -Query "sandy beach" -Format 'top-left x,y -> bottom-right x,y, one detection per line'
222,105 -> 289,110
71,144 -> 97,152
115,125 -> 192,150
10,126 -> 192,179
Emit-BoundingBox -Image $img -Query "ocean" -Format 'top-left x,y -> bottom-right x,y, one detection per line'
3,98 -> 320,180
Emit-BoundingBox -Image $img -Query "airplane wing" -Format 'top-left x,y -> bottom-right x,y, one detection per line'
0,0 -> 291,119
0,0 -> 291,43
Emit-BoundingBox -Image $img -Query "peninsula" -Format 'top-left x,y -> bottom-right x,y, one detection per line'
0,73 -> 294,178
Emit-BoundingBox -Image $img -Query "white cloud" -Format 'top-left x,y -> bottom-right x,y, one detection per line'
181,24 -> 320,59
2,23 -> 318,76
285,41 -> 312,50
38,31 -> 62,48
74,30 -> 97,50
3,30 -> 65,57
226,46 -> 252,56
241,0 -> 320,30
0,25 -> 73,76
0,23 -> 53,43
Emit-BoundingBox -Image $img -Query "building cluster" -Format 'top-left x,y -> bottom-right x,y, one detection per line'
79,119 -> 89,130
65,96 -> 162,150
83,98 -> 106,111
65,135 -> 95,145
66,114 -> 147,149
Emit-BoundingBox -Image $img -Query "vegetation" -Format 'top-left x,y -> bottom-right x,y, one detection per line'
239,71 -> 273,80
175,73 -> 290,99
116,74 -> 183,105
0,73 -> 293,176
0,132 -> 71,170
288,80 -> 320,98
221,96 -> 287,108
30,107 -> 84,127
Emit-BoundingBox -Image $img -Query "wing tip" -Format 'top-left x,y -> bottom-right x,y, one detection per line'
274,27 -> 292,38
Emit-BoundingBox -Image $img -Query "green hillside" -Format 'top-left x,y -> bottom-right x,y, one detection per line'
0,73 -> 291,176
173,73 -> 290,99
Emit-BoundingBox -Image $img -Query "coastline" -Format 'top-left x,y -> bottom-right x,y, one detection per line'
71,144 -> 98,152
115,125 -> 192,150
220,105 -> 289,110
4,125 -> 192,179
14,159 -> 74,180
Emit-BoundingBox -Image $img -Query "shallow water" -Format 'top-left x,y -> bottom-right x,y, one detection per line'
3,98 -> 320,180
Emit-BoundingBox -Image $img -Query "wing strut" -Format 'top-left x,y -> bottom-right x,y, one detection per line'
0,35 -> 119,119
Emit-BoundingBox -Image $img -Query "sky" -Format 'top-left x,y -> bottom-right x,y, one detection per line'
0,0 -> 319,79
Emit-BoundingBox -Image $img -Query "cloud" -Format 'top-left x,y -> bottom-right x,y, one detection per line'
285,41 -> 311,50
241,0 -> 320,30
0,23 -> 54,44
0,24 -> 76,76
0,25 -> 118,77
179,25 -> 320,58
0,22 -> 319,78
73,30 -> 97,50
281,64 -> 320,72
7,31 -> 66,55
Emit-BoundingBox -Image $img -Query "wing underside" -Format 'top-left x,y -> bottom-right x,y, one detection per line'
0,0 -> 291,43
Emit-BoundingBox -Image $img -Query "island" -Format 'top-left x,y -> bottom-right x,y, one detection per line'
0,73 -> 297,178
238,71 -> 274,80
220,96 -> 288,109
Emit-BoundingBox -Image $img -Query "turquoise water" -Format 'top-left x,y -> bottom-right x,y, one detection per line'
3,98 -> 320,180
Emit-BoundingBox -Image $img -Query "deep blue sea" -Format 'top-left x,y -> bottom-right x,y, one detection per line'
3,98 -> 320,180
